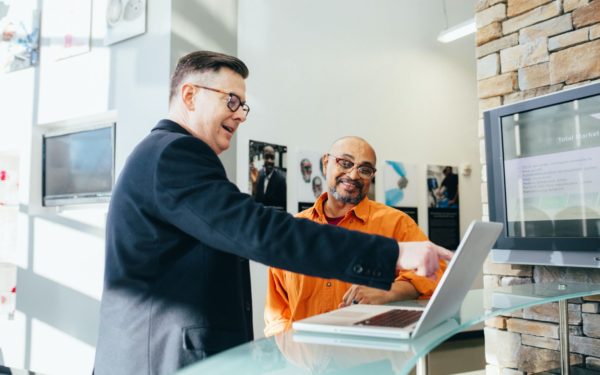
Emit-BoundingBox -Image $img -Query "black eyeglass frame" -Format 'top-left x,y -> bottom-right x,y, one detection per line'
327,153 -> 377,179
190,84 -> 250,115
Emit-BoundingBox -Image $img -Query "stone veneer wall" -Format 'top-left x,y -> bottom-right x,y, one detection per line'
475,0 -> 600,373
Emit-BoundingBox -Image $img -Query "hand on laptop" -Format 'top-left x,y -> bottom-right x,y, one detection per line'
337,280 -> 419,308
338,285 -> 392,308
396,241 -> 453,277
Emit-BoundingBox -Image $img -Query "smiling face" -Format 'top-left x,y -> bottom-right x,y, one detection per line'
182,68 -> 248,155
300,159 -> 312,182
324,137 -> 376,205
262,145 -> 275,175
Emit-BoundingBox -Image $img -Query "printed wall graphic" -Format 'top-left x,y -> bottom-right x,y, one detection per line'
427,164 -> 460,250
384,160 -> 419,223
427,165 -> 459,209
367,176 -> 375,201
0,0 -> 40,72
384,161 -> 418,206
249,140 -> 287,212
0,263 -> 16,318
104,0 -> 146,46
43,0 -> 92,60
297,150 -> 325,209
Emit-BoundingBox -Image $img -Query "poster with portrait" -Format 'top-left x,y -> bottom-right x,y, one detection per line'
42,0 -> 92,60
427,164 -> 460,250
297,150 -> 325,212
104,0 -> 146,46
249,140 -> 287,212
0,0 -> 40,73
384,160 -> 418,223
367,176 -> 376,202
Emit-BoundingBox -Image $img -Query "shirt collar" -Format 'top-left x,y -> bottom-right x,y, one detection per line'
310,192 -> 370,223
151,119 -> 191,135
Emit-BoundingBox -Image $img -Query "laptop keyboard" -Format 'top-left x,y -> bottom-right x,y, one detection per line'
354,309 -> 423,328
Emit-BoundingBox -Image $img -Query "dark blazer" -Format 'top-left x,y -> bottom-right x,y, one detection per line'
94,120 -> 399,375
254,168 -> 286,210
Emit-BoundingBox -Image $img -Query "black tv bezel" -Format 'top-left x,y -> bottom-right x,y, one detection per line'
42,123 -> 116,207
484,81 -> 600,252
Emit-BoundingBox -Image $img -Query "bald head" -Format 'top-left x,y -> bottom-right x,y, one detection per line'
329,136 -> 377,164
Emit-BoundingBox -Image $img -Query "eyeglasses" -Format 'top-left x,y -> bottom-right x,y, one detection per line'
190,84 -> 250,115
328,154 -> 376,179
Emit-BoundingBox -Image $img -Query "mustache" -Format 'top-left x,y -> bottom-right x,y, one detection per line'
336,176 -> 364,190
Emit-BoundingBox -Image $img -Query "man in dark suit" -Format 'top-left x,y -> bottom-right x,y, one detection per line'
93,50 -> 452,375
253,145 -> 287,211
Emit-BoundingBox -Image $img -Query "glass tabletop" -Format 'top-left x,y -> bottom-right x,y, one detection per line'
176,282 -> 600,375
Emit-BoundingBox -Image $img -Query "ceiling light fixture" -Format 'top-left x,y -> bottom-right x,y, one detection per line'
437,0 -> 476,43
437,18 -> 476,43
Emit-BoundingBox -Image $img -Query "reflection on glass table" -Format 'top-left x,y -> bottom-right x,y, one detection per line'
176,319 -> 459,375
176,282 -> 600,375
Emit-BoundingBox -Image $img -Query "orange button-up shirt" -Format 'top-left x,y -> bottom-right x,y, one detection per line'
264,194 -> 447,336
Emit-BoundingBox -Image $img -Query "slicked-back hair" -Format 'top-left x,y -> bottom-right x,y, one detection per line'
169,51 -> 249,103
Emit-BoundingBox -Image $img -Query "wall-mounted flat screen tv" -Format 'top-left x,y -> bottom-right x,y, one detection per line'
484,82 -> 600,267
42,123 -> 115,206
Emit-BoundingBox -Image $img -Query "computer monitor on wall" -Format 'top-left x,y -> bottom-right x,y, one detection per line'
484,82 -> 600,268
42,123 -> 115,207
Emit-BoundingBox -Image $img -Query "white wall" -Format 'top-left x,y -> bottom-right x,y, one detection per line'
236,0 -> 479,337
171,0 -> 239,179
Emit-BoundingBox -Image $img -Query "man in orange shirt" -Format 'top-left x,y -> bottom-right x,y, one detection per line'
264,136 -> 447,336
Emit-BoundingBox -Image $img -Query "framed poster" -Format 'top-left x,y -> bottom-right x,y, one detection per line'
384,161 -> 418,206
249,140 -> 287,212
0,0 -> 40,72
427,164 -> 460,250
104,0 -> 146,45
297,150 -> 325,207
42,0 -> 92,60
384,160 -> 419,223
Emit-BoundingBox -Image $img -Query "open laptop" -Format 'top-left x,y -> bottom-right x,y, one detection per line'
292,318 -> 460,352
292,220 -> 503,339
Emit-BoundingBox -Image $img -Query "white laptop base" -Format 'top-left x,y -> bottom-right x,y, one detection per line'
293,304 -> 424,339
292,221 -> 503,339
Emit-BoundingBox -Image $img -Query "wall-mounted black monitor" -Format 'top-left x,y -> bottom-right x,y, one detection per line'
484,82 -> 600,268
42,123 -> 115,206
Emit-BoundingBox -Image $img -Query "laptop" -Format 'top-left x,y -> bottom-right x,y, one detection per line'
292,220 -> 503,339
292,318 -> 460,352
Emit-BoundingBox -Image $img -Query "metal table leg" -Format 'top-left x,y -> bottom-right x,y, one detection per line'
559,298 -> 570,375
416,354 -> 428,375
